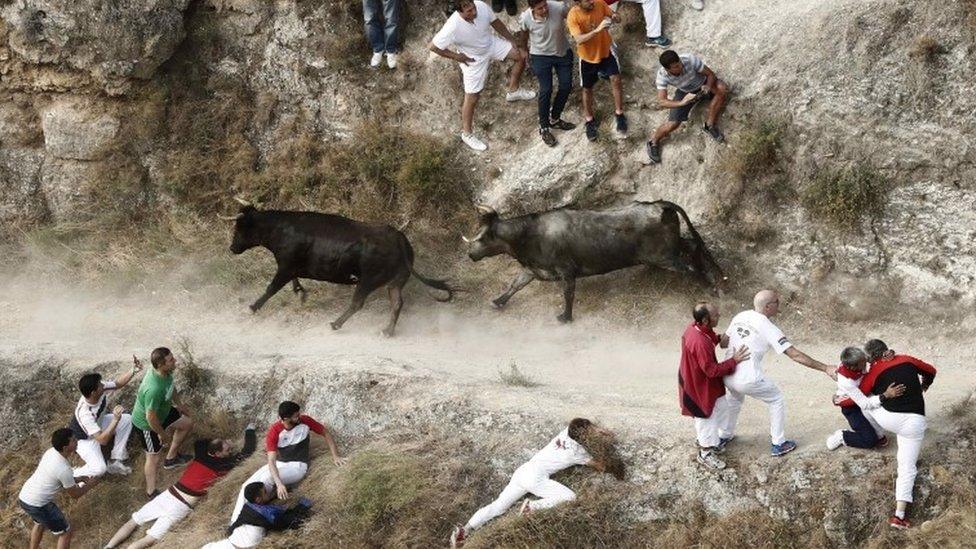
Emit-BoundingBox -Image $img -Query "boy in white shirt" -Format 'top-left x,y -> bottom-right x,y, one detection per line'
720,290 -> 835,456
449,418 -> 616,548
70,358 -> 143,478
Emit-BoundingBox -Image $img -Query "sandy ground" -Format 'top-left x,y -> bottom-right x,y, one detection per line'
0,270 -> 971,461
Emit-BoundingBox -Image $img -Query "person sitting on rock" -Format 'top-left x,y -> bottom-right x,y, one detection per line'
449,418 -> 623,548
104,424 -> 257,548
646,49 -> 729,164
826,346 -> 902,452
69,357 -> 143,479
430,0 -> 535,152
226,401 -> 343,547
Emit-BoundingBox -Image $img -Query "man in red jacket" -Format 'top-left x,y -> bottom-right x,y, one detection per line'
679,302 -> 750,469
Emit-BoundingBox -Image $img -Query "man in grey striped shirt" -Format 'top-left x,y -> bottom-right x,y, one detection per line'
646,49 -> 729,164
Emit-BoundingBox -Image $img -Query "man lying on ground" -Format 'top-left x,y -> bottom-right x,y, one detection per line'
202,483 -> 313,549
70,357 -> 143,479
449,418 -> 622,548
826,346 -> 903,451
104,424 -> 257,548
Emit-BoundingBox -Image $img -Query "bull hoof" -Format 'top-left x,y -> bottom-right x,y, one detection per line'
382,328 -> 395,338
556,313 -> 573,324
330,321 -> 342,331
491,298 -> 507,309
249,304 -> 259,314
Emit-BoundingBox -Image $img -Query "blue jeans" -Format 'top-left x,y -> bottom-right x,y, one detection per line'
841,405 -> 880,449
529,50 -> 574,129
363,0 -> 400,54
19,500 -> 69,534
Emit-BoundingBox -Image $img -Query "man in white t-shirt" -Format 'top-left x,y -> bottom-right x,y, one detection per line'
448,418 -> 614,548
430,0 -> 535,152
18,429 -> 99,549
70,358 -> 143,478
720,290 -> 835,456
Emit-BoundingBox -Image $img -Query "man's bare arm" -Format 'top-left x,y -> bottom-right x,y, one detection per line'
657,88 -> 696,109
490,19 -> 521,46
429,43 -> 474,64
784,347 -> 834,377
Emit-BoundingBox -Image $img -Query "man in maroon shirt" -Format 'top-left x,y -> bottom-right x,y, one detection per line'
104,425 -> 257,548
679,302 -> 750,469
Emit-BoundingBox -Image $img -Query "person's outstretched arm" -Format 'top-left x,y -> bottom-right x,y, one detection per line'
784,347 -> 835,379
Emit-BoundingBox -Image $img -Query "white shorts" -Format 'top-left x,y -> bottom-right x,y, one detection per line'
459,37 -> 513,94
201,525 -> 265,549
131,490 -> 192,540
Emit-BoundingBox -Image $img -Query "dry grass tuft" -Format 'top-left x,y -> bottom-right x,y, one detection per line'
908,35 -> 943,63
498,361 -> 541,388
801,164 -> 889,230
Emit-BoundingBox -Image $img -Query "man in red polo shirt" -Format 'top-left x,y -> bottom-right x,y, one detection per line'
858,339 -> 937,530
679,301 -> 750,469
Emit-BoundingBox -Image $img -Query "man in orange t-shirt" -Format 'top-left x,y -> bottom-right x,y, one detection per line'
567,0 -> 626,142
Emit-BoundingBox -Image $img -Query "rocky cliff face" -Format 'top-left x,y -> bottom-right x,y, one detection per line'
0,0 -> 973,309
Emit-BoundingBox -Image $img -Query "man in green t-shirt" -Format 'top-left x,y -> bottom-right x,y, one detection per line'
131,347 -> 194,498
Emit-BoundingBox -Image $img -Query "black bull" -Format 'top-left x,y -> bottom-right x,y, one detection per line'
227,206 -> 454,336
463,200 -> 727,322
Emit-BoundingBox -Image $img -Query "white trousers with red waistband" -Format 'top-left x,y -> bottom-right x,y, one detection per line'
871,408 -> 927,503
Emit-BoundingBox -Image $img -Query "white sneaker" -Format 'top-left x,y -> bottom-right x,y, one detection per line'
461,132 -> 488,152
370,52 -> 383,68
386,53 -> 398,69
106,460 -> 132,475
826,429 -> 844,451
690,0 -> 704,10
696,448 -> 726,470
505,88 -> 536,102
449,526 -> 466,548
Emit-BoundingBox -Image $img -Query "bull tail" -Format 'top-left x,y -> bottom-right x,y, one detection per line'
650,200 -> 725,281
396,232 -> 456,302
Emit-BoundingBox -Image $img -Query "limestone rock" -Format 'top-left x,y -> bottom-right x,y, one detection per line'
0,147 -> 46,226
1,0 -> 191,87
41,99 -> 119,160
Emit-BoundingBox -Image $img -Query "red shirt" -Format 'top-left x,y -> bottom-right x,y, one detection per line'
265,415 -> 326,463
678,323 -> 737,417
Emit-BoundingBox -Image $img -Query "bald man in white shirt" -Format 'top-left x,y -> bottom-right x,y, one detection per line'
719,290 -> 836,456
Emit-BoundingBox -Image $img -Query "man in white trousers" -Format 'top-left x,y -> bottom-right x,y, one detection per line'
449,418 -> 614,548
69,359 -> 143,478
228,401 -> 343,546
607,0 -> 672,47
859,339 -> 936,529
720,290 -> 835,456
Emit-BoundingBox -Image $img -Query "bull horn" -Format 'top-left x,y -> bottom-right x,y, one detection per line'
461,235 -> 471,243
217,213 -> 242,221
474,204 -> 496,216
461,226 -> 488,244
233,195 -> 251,206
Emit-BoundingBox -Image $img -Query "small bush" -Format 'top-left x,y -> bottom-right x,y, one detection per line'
498,361 -> 541,388
908,35 -> 943,63
801,165 -> 889,229
331,451 -> 429,538
722,119 -> 786,182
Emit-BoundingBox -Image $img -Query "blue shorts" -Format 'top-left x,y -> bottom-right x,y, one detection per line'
19,500 -> 69,534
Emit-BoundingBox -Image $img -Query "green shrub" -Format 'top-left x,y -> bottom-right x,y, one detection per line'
334,451 -> 428,535
801,165 -> 889,229
723,119 -> 786,182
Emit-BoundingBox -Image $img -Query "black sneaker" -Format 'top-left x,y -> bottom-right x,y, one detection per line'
163,454 -> 192,469
491,0 -> 504,11
646,140 -> 661,164
703,123 -> 725,143
549,118 -> 576,131
644,35 -> 672,48
614,113 -> 628,136
539,127 -> 557,147
585,119 -> 598,141
146,489 -> 161,500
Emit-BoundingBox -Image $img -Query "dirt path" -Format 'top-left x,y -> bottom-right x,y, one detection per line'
0,273 -> 971,458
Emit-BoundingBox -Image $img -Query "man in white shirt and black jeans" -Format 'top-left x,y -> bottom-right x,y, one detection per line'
18,428 -> 100,549
430,0 -> 536,152
518,0 -> 578,147
69,357 -> 143,478
720,290 -> 835,457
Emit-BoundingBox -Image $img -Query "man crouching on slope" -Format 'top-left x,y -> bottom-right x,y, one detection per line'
449,418 -> 624,548
104,424 -> 257,548
679,301 -> 750,470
